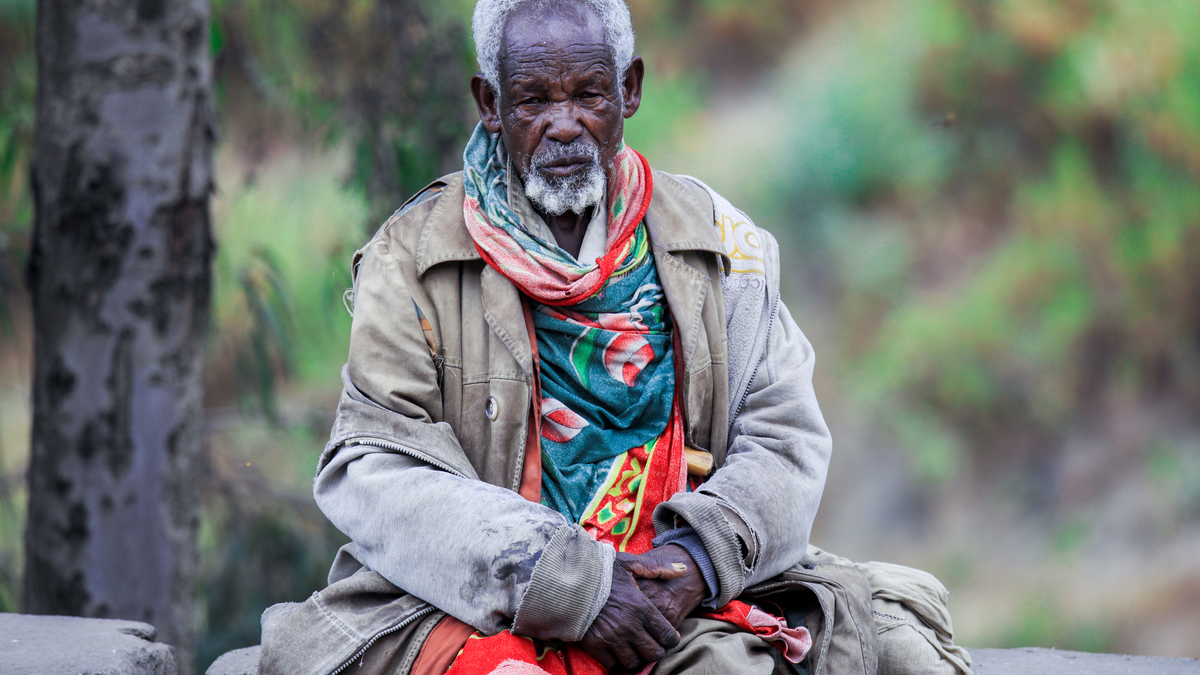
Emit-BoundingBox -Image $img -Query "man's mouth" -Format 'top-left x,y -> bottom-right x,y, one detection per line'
524,142 -> 607,216
538,155 -> 593,179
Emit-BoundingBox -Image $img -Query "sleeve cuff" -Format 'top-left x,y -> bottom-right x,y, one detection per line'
512,524 -> 613,641
652,492 -> 748,609
712,498 -> 758,568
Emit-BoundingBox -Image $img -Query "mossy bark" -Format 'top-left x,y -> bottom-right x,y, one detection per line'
23,0 -> 214,672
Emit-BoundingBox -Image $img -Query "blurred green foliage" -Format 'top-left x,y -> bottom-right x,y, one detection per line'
211,0 -> 477,224
0,0 -> 33,620
1004,592 -> 1111,652
234,249 -> 295,421
0,470 -> 22,612
208,145 -> 368,408
0,0 -> 33,337
733,0 -> 1200,490
196,146 -> 367,666
197,469 -> 348,669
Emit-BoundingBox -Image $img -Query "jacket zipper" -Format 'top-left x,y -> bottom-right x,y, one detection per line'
350,438 -> 468,478
731,289 -> 781,423
327,605 -> 436,675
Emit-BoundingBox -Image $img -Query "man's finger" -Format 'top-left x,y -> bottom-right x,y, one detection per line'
629,624 -> 668,665
631,561 -> 688,579
610,641 -> 644,672
594,647 -> 619,671
642,600 -> 681,651
581,633 -> 618,671
620,553 -> 687,580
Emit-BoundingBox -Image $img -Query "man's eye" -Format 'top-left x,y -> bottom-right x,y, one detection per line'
519,97 -> 542,106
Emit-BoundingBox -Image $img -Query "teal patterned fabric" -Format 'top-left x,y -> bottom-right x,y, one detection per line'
531,232 -> 675,523
460,125 -> 676,524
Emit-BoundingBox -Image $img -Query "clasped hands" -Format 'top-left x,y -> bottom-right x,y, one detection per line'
580,544 -> 708,672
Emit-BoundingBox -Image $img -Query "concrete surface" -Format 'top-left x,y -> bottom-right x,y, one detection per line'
0,613 -> 177,675
969,647 -> 1200,674
205,646 -> 261,675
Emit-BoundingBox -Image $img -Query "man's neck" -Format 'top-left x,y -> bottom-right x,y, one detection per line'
540,206 -> 593,260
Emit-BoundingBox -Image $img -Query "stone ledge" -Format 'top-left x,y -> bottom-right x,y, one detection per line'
206,646 -> 262,675
203,645 -> 1200,674
970,647 -> 1200,674
0,613 -> 177,675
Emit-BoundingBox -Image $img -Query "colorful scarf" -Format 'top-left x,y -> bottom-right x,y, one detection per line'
449,124 -> 809,674
463,124 -> 652,307
463,123 -> 681,548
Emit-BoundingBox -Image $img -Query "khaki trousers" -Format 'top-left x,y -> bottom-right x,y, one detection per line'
655,617 -> 791,675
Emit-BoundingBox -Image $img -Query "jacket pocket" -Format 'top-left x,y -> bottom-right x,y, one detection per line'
459,377 -> 530,490
742,563 -> 879,675
684,355 -> 714,451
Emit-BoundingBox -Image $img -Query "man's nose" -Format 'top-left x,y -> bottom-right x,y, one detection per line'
543,101 -> 584,144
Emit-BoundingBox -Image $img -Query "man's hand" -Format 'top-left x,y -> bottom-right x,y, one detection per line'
623,545 -> 708,628
580,555 -> 683,672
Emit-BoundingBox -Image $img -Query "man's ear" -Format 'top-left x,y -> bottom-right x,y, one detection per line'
622,56 -> 645,119
471,74 -> 502,133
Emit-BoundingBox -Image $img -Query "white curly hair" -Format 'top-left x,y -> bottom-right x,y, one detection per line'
472,0 -> 635,91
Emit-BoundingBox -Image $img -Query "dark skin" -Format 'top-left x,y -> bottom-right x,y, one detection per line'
469,2 -> 708,670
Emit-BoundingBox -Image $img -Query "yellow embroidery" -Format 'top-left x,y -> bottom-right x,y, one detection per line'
716,213 -> 766,276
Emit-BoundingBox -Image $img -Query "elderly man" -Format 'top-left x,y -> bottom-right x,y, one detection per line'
260,1 -> 836,673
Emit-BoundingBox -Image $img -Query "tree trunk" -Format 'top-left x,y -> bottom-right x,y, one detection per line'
23,0 -> 213,672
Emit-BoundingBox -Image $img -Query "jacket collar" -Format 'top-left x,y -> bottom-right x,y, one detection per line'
643,169 -> 729,269
415,173 -> 479,277
415,168 -> 730,278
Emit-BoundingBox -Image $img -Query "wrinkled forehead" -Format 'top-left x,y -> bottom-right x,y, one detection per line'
500,0 -> 612,74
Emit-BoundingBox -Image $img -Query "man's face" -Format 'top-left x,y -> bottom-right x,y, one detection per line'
471,1 -> 644,214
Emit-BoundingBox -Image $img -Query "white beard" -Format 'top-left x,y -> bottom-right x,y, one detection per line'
522,139 -> 606,216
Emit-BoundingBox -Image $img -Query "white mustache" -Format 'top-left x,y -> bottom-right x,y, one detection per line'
529,139 -> 601,171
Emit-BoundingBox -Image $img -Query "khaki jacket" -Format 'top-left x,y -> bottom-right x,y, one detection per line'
259,169 -> 836,674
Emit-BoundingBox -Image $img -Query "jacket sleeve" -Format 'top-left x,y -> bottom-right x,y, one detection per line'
312,222 -> 614,641
653,299 -> 832,605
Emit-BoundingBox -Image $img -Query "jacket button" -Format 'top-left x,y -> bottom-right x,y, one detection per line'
485,397 -> 498,421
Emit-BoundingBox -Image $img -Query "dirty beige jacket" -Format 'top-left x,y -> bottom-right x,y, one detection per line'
259,169 -> 835,674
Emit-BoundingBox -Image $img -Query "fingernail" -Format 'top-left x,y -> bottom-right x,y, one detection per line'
672,563 -> 687,572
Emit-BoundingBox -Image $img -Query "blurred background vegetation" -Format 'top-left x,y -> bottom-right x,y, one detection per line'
2,0 -> 1199,670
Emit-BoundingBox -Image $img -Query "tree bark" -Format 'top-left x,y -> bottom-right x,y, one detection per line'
23,0 -> 214,672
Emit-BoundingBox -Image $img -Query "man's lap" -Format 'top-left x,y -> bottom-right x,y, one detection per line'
655,617 -> 786,675
397,614 -> 788,675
